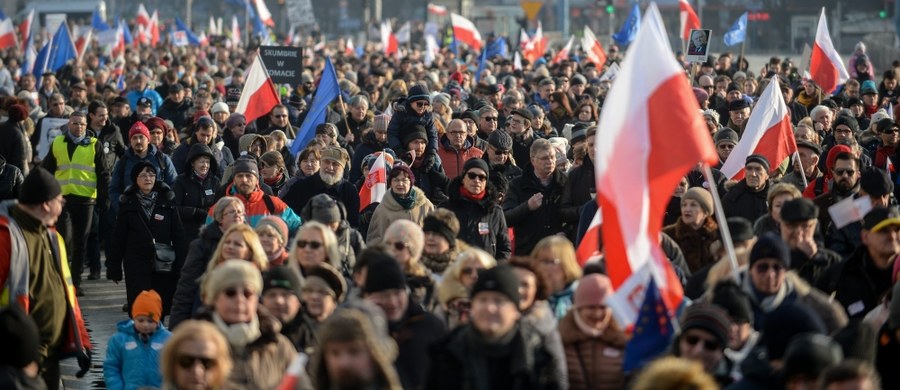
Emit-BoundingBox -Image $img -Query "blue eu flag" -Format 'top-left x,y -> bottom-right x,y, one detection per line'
623,278 -> 675,373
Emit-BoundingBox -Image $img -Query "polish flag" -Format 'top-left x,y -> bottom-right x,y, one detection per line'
523,21 -> 547,63
198,31 -> 209,46
235,52 -> 280,124
576,209 -> 603,266
19,9 -> 34,45
0,19 -> 16,50
74,25 -> 93,59
428,4 -> 448,16
132,24 -> 144,47
809,8 -> 849,94
254,0 -> 275,27
275,354 -> 308,390
111,23 -> 126,59
285,25 -> 295,45
719,77 -> 797,180
381,22 -> 398,56
595,4 -> 717,327
345,36 -> 355,57
358,153 -> 393,212
136,4 -> 151,28
519,28 -> 531,50
148,11 -> 160,47
552,35 -> 574,64
231,15 -> 241,47
582,26 -> 607,69
678,0 -> 701,42
451,13 -> 482,51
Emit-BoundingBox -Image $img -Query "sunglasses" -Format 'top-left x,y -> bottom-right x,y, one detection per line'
414,101 -> 431,108
466,172 -> 487,181
753,262 -> 785,274
387,241 -> 409,252
223,287 -> 255,299
296,240 -> 323,249
683,335 -> 720,351
717,144 -> 735,150
883,129 -> 899,134
177,355 -> 217,370
483,116 -> 499,122
833,168 -> 856,177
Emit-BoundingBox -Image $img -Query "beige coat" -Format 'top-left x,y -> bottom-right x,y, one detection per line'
366,186 -> 434,245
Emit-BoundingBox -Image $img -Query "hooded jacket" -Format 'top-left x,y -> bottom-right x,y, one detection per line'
173,144 -> 222,242
441,176 -> 511,260
170,133 -> 234,178
281,171 -> 360,228
386,98 -> 439,160
109,145 -> 178,215
103,319 -> 172,390
367,186 -> 435,245
168,224 -> 223,330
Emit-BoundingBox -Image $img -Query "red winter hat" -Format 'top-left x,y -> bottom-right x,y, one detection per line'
7,104 -> 28,122
129,121 -> 151,140
144,117 -> 167,132
825,145 -> 853,175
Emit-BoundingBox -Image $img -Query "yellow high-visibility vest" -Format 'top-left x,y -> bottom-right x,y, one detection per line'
52,136 -> 98,198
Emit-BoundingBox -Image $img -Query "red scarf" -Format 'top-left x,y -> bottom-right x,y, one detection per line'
460,186 -> 486,201
263,173 -> 283,186
865,103 -> 879,117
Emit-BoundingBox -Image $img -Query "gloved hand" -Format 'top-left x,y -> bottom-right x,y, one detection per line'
422,151 -> 438,171
76,348 -> 92,378
106,263 -> 122,284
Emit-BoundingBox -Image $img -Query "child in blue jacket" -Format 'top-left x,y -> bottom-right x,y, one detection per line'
104,289 -> 172,390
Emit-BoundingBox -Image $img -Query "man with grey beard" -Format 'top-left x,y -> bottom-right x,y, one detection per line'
282,145 -> 361,227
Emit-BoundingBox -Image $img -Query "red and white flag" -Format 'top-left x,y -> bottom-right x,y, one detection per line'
254,0 -> 275,27
451,13 -> 482,51
0,19 -> 16,50
427,4 -> 448,16
595,3 -> 717,327
358,152 -> 393,212
285,25 -> 295,45
523,21 -> 547,63
576,209 -> 603,266
553,35 -> 574,64
136,4 -> 151,27
74,25 -> 93,59
235,52 -> 280,124
678,0 -> 701,42
19,9 -> 34,45
381,22 -> 398,56
396,22 -> 411,44
582,26 -> 607,69
519,28 -> 530,49
148,10 -> 160,47
275,354 -> 308,390
231,15 -> 241,47
887,156 -> 895,173
809,8 -> 849,94
198,31 -> 209,46
345,36 -> 355,56
720,77 -> 797,180
132,24 -> 144,47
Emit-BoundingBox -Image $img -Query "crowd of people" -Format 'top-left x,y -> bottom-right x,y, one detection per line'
0,19 -> 895,390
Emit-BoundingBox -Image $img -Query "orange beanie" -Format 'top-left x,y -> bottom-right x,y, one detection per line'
132,290 -> 163,321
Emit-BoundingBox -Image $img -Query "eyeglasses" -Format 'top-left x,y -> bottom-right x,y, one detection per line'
71,122 -> 87,127
296,240 -> 323,249
683,335 -> 720,351
753,262 -> 785,274
717,144 -> 735,150
177,355 -> 218,370
138,173 -> 156,179
223,287 -> 255,299
448,131 -> 467,136
414,101 -> 431,108
466,172 -> 487,181
483,116 -> 498,122
833,168 -> 856,177
223,209 -> 244,217
387,241 -> 409,252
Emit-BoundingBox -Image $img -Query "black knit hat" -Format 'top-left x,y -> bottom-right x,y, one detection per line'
860,168 -> 893,197
726,217 -> 755,243
364,258 -> 407,294
745,154 -> 770,172
407,84 -> 431,102
401,125 -> 428,146
711,281 -> 754,325
750,232 -> 791,268
262,266 -> 302,296
18,167 -> 62,205
763,302 -> 826,360
462,158 -> 490,178
422,215 -> 456,247
0,304 -> 41,368
780,198 -> 819,223
471,265 -> 520,304
679,303 -> 731,348
833,114 -> 860,133
782,334 -> 843,380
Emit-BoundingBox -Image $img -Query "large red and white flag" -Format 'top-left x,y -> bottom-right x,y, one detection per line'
595,3 -> 717,327
148,10 -> 160,47
583,26 -> 607,69
720,77 -> 797,180
381,22 -> 399,56
678,0 -> 701,41
553,36 -> 574,64
136,4 -> 151,27
358,153 -> 393,212
809,8 -> 849,94
19,9 -> 34,45
427,4 -> 448,16
451,13 -> 482,51
235,53 -> 280,124
0,19 -> 15,50
523,21 -> 547,63
576,209 -> 603,266
254,0 -> 275,27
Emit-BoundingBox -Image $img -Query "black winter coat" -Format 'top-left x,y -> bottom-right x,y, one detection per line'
170,137 -> 234,178
92,121 -> 126,180
560,155 -> 594,226
281,172 -> 360,228
503,168 -> 572,255
0,121 -> 28,175
391,302 -> 447,390
387,99 -> 439,157
172,168 -> 221,244
426,322 -> 565,390
0,156 -> 23,201
441,177 -> 511,260
410,160 -> 450,205
815,247 -> 895,320
106,183 -> 186,316
168,223 -> 223,330
349,131 -> 390,183
722,181 -> 770,223
157,98 -> 192,131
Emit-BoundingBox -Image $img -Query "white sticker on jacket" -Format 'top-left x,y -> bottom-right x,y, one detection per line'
847,300 -> 865,316
125,341 -> 137,350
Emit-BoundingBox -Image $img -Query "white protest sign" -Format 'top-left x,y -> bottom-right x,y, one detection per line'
828,195 -> 873,230
37,118 -> 69,159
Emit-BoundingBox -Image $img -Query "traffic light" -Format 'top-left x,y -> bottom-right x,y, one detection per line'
606,5 -> 615,14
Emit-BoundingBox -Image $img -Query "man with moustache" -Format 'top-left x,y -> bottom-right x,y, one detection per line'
722,155 -> 772,224
206,157 -> 301,233
814,152 -> 861,232
281,146 -> 360,228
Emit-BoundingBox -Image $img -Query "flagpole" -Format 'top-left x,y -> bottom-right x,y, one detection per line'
793,151 -> 809,189
337,93 -> 353,142
702,164 -> 741,282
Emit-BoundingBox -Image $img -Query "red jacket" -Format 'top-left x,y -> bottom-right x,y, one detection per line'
437,136 -> 484,180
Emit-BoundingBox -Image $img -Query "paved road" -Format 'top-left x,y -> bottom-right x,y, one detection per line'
60,274 -> 128,389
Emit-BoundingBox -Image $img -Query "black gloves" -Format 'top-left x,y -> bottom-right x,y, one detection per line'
76,348 -> 92,378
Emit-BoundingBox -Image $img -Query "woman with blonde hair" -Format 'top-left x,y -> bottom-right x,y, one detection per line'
382,219 -> 434,306
205,224 -> 268,272
160,320 -> 233,390
289,221 -> 345,278
532,235 -> 584,319
753,182 -> 802,236
434,247 -> 497,328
